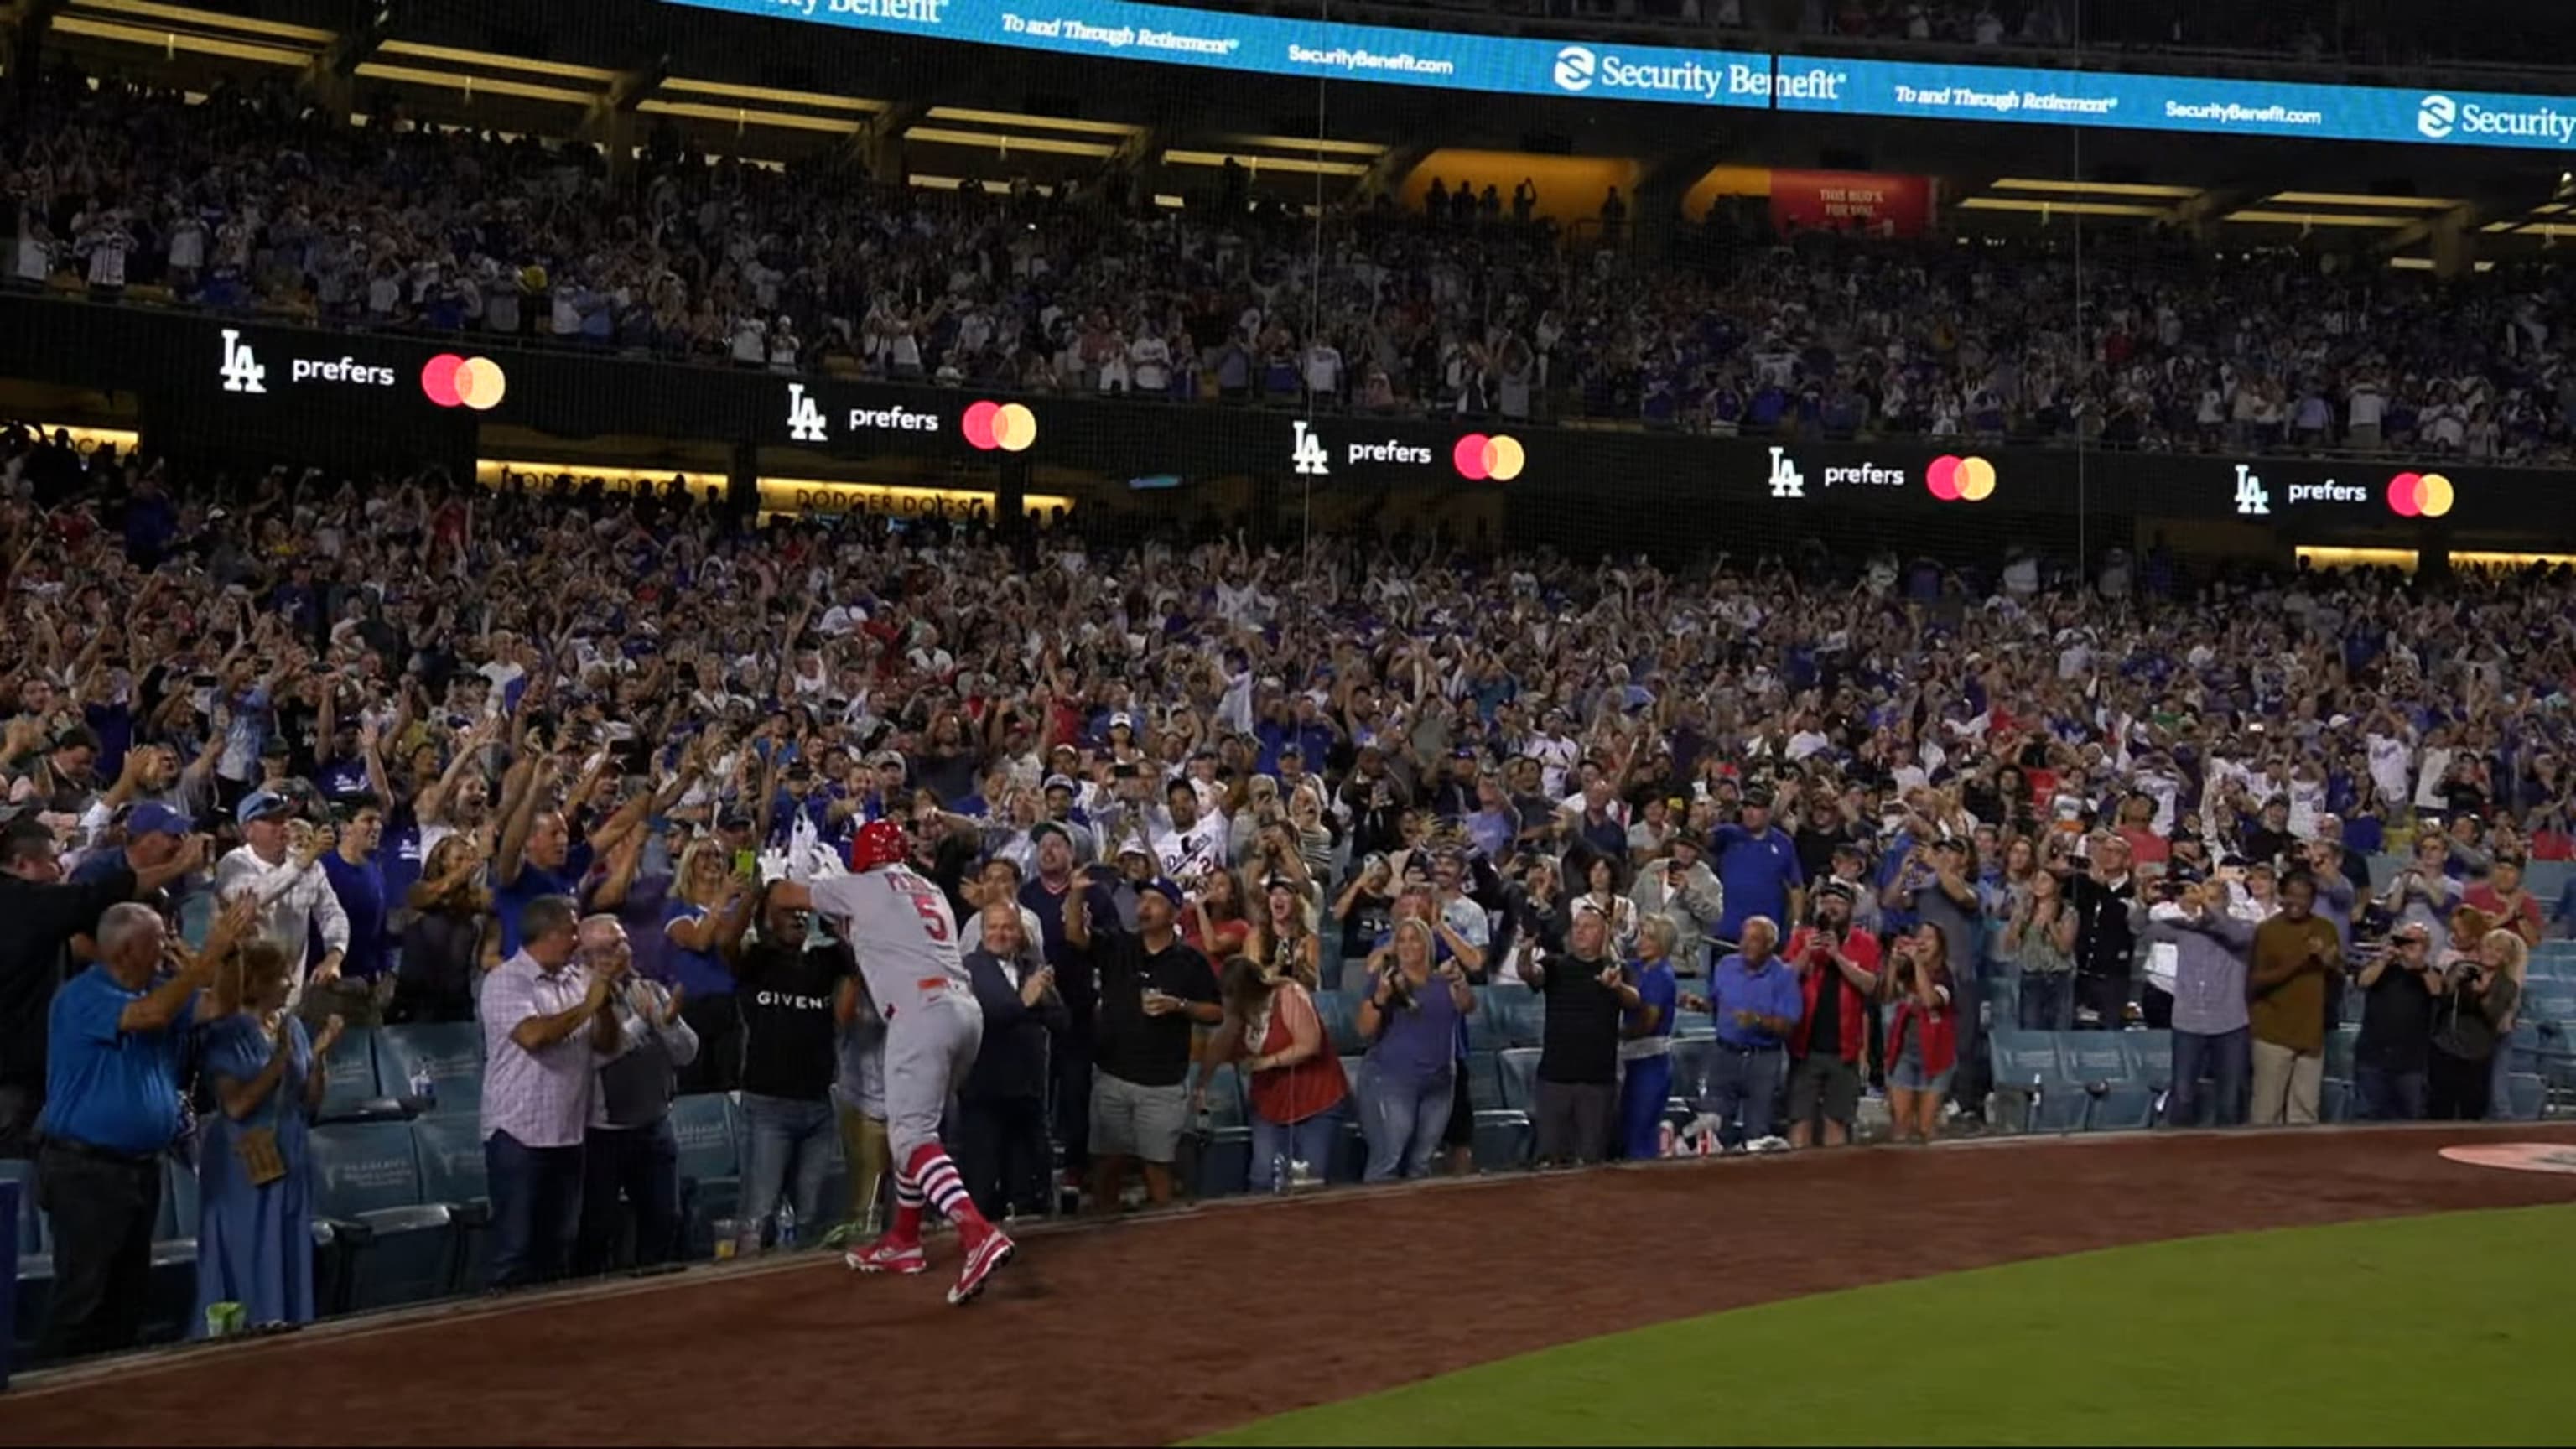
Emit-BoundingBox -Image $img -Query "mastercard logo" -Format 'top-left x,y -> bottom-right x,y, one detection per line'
420,354 -> 506,411
962,400 -> 1037,453
1452,433 -> 1525,482
2386,470 -> 2454,518
1925,454 -> 1997,502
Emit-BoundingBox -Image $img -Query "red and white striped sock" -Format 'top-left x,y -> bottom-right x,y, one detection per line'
891,1166 -> 926,1242
906,1144 -> 990,1235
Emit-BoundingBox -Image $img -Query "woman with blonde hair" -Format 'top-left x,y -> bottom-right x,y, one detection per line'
195,938 -> 345,1334
662,834 -> 756,1092
1355,917 -> 1472,1182
2428,927 -> 2524,1120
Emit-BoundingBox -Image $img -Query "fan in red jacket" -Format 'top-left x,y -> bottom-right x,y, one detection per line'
1784,881 -> 1881,1150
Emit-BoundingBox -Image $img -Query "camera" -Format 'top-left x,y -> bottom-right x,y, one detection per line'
1380,964 -> 1415,1010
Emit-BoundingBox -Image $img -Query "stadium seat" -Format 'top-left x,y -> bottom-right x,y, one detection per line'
1332,1056 -> 1373,1182
2506,1072 -> 2547,1121
1193,1062 -> 1252,1198
412,1115 -> 495,1289
1311,989 -> 1367,1057
2122,1030 -> 2175,1096
1494,986 -> 1546,1049
2057,1034 -> 2153,1131
1467,984 -> 1522,1054
1669,1036 -> 1715,1109
4,1158 -> 47,1361
1464,1049 -> 1502,1112
141,1153 -> 201,1346
2321,1024 -> 2360,1120
318,1026 -> 408,1122
373,1023 -> 485,1117
668,1093 -> 740,1260
1464,1048 -> 1537,1172
1985,1030 -> 2073,1133
308,1122 -> 468,1312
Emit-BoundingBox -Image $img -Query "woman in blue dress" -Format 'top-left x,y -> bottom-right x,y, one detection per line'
195,941 -> 345,1335
1616,917 -> 1680,1159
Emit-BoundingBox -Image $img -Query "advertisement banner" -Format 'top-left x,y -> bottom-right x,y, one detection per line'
667,0 -> 2576,153
661,0 -> 1771,109
1768,56 -> 2576,153
0,298 -> 2557,541
1765,169 -> 1935,237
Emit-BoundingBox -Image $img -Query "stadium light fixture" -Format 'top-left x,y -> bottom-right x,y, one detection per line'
1987,178 -> 2200,199
636,99 -> 865,135
1955,197 -> 2167,218
1162,149 -> 1371,178
1218,133 -> 1388,157
904,127 -> 1119,158
2264,191 -> 2461,210
922,106 -> 1142,138
662,78 -> 886,112
52,16 -> 312,65
2223,210 -> 2417,228
373,41 -> 619,86
75,0 -> 334,44
353,62 -> 596,106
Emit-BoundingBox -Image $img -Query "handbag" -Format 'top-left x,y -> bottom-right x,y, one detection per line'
234,1124 -> 288,1188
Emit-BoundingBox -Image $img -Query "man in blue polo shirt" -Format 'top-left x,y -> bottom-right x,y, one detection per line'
1685,918 -> 1802,1154
37,896 -> 244,1358
1711,788 -> 1805,948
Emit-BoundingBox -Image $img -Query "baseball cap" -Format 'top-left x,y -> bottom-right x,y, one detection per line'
1109,711 -> 1135,730
127,802 -> 190,839
1814,879 -> 1855,902
1115,840 -> 1156,860
1043,773 -> 1078,794
2392,921 -> 2432,943
1141,877 -> 1183,907
1028,821 -> 1071,848
236,790 -> 293,825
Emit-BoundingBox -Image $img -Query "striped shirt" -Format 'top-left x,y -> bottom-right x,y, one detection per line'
479,949 -> 599,1150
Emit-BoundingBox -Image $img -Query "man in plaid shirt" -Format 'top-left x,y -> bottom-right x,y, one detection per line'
479,896 -> 622,1289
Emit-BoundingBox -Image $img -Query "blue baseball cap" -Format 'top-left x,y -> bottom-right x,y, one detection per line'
1141,877 -> 1184,909
236,790 -> 294,825
127,802 -> 190,839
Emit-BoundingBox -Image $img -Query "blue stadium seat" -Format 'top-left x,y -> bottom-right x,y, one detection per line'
1311,990 -> 1367,1057
2058,1034 -> 2153,1131
2521,984 -> 2576,1023
309,1122 -> 467,1312
1193,1062 -> 1252,1198
1333,1056 -> 1372,1182
412,1115 -> 494,1290
1464,1050 -> 1503,1113
1494,986 -> 1546,1049
4,1159 -> 48,1361
1669,1036 -> 1715,1110
318,1026 -> 404,1122
668,1093 -> 740,1260
2506,1072 -> 2546,1122
2122,1031 -> 2174,1094
2321,1024 -> 2360,1120
1466,984 -> 1518,1055
1985,1030 -> 2073,1133
373,1023 -> 485,1117
1471,1047 -> 1537,1172
141,1152 -> 201,1346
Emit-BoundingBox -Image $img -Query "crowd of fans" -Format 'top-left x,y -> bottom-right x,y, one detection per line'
16,69 -> 2576,462
7,422 -> 2576,1358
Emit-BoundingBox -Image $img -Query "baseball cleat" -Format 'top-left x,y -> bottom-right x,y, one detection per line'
947,1228 -> 1015,1306
846,1235 -> 927,1275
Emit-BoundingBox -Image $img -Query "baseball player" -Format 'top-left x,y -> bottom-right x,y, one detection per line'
766,819 -> 1013,1306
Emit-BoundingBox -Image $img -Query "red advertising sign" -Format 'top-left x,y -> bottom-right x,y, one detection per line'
1768,170 -> 1935,237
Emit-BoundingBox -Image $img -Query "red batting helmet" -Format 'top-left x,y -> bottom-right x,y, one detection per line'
849,818 -> 911,872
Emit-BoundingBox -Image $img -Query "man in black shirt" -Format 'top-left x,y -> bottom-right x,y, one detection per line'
2354,922 -> 2439,1121
1523,907 -> 1639,1166
728,888 -> 855,1252
1063,876 -> 1218,1213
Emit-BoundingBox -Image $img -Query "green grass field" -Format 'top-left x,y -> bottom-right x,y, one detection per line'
1197,1205 -> 2576,1446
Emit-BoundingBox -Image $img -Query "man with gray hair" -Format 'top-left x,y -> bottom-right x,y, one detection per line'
37,896 -> 249,1356
576,914 -> 696,1275
1685,917 -> 1801,1153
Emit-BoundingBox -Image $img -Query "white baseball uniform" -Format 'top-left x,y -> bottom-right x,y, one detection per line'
808,865 -> 984,1161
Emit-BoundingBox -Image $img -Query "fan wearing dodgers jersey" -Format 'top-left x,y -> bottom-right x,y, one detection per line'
1150,776 -> 1229,886
765,819 -> 1014,1307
